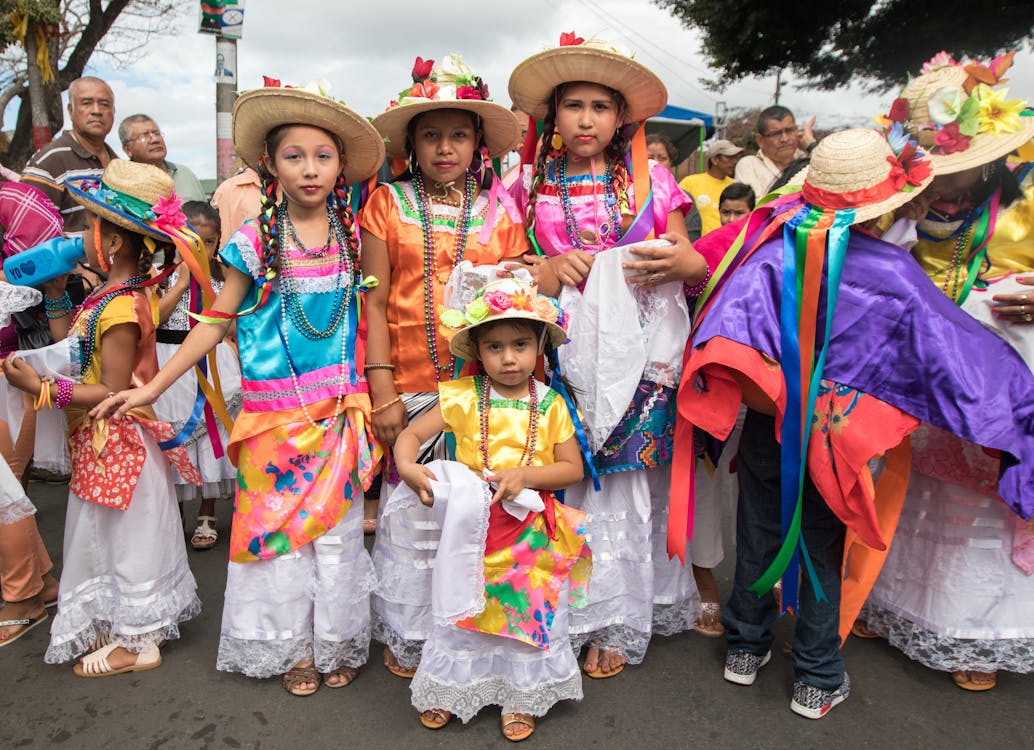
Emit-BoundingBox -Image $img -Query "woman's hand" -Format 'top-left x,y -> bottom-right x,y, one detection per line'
622,232 -> 708,286
397,461 -> 438,506
1,354 -> 42,395
992,277 -> 1034,325
371,399 -> 408,446
485,466 -> 528,503
90,382 -> 160,419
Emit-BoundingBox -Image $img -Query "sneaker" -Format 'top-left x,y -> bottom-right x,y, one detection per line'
723,649 -> 771,685
790,673 -> 851,719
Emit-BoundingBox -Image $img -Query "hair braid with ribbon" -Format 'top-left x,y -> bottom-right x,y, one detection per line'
332,170 -> 360,268
256,165 -> 281,276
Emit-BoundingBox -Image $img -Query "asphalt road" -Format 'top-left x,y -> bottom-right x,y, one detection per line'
3,480 -> 1030,750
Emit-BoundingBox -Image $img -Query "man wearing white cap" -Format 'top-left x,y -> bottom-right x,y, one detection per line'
679,139 -> 744,236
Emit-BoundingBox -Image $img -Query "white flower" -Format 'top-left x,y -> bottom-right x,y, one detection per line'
927,86 -> 964,125
298,79 -> 333,97
435,54 -> 475,87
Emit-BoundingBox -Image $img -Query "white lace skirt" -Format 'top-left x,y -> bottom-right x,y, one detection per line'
217,499 -> 375,678
0,378 -> 69,474
0,453 -> 35,525
153,340 -> 241,501
565,469 -> 654,663
650,468 -> 702,636
410,583 -> 582,722
45,426 -> 200,663
861,473 -> 1034,673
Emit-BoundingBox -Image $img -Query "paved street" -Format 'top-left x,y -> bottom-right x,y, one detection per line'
3,480 -> 1031,749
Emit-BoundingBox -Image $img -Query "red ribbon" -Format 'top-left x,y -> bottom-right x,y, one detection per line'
801,155 -> 930,210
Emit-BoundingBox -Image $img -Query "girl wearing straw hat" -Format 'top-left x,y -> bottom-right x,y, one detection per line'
360,54 -> 526,679
391,277 -> 590,740
674,126 -> 1034,717
508,33 -> 710,679
2,158 -> 205,676
93,80 -> 386,696
856,53 -> 1034,693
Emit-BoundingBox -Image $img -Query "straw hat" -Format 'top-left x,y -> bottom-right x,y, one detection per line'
508,35 -> 667,122
801,128 -> 934,224
890,63 -> 1034,175
442,278 -> 568,362
372,54 -> 521,159
233,82 -> 385,184
67,159 -> 180,241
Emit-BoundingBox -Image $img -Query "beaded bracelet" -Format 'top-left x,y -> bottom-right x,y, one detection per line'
370,395 -> 402,415
684,264 -> 713,298
54,379 -> 73,410
44,291 -> 73,319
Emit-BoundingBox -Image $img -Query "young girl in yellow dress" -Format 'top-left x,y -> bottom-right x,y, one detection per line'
391,278 -> 591,741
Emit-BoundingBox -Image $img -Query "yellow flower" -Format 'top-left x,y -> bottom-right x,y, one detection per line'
974,84 -> 1025,136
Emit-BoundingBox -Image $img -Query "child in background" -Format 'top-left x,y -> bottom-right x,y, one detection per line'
3,159 -> 203,675
361,54 -> 525,678
93,81 -> 386,696
153,200 -> 242,550
717,183 -> 756,227
392,278 -> 590,741
509,33 -> 711,678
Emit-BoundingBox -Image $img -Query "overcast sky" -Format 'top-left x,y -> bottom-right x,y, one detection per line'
10,0 -> 1033,179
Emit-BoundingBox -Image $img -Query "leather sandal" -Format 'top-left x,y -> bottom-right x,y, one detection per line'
383,645 -> 417,678
73,641 -> 162,677
501,713 -> 535,742
283,662 -> 321,696
324,665 -> 359,688
191,516 -> 218,551
952,670 -> 997,692
694,601 -> 725,638
419,708 -> 452,730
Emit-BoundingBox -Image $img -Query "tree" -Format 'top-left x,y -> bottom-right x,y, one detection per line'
654,0 -> 1034,92
0,0 -> 182,170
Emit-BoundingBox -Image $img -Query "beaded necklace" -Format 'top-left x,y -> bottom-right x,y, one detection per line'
275,200 -> 355,432
942,224 -> 974,302
72,275 -> 148,377
284,206 -> 333,258
477,375 -> 539,471
556,155 -> 620,250
278,199 -> 351,340
413,171 -> 475,378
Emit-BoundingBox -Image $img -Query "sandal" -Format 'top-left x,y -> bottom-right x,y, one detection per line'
419,708 -> 452,730
501,713 -> 535,742
952,670 -> 997,692
383,645 -> 417,679
0,611 -> 49,648
73,641 -> 162,677
283,662 -> 321,696
324,665 -> 359,689
694,601 -> 725,638
583,645 -> 625,679
851,620 -> 879,639
191,516 -> 218,551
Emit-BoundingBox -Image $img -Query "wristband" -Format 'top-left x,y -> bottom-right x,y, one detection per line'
684,263 -> 713,297
371,395 -> 402,415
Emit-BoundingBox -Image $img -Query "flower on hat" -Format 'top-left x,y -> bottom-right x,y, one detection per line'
933,122 -> 972,154
408,80 -> 440,100
963,51 -> 1014,94
973,84 -> 1025,136
440,308 -> 467,329
530,295 -> 558,323
509,288 -> 533,311
464,297 -> 490,325
927,86 -> 964,126
559,31 -> 584,47
887,98 -> 910,124
483,289 -> 513,313
921,51 -> 957,74
412,57 -> 434,83
153,192 -> 186,230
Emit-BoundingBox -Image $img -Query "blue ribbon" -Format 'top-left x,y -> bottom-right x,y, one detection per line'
159,277 -> 210,451
547,349 -> 601,492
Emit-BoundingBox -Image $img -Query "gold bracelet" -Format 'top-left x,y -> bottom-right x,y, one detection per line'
365,363 -> 396,371
370,395 -> 402,415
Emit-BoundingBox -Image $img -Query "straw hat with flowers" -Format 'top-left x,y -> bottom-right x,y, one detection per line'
508,32 -> 667,122
373,55 -> 521,159
441,278 -> 568,362
233,78 -> 385,185
878,51 -> 1034,175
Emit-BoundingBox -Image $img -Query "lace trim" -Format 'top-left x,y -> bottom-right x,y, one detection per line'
568,623 -> 652,665
390,181 -> 492,231
437,475 -> 491,626
0,495 -> 36,525
652,596 -> 703,637
44,593 -> 201,664
861,605 -> 1034,673
216,629 -> 372,678
372,614 -> 426,670
410,670 -> 583,723
228,230 -> 261,278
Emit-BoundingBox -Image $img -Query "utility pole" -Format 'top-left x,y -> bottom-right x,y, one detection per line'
214,36 -> 237,182
774,69 -> 782,106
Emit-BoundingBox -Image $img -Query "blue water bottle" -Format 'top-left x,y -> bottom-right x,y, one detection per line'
4,237 -> 85,287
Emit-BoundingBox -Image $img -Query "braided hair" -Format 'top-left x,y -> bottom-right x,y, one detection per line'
331,169 -> 361,270
525,82 -> 631,245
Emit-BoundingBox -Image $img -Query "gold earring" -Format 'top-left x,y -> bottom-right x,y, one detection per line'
551,128 -> 564,151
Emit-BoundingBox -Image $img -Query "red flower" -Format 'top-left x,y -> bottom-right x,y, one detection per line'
409,81 -> 440,99
412,57 -> 434,83
887,97 -> 910,123
886,156 -> 907,191
559,31 -> 584,47
456,86 -> 482,100
933,122 -> 972,154
262,76 -> 281,88
475,77 -> 490,101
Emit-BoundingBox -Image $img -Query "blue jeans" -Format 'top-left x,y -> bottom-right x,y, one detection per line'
722,409 -> 846,690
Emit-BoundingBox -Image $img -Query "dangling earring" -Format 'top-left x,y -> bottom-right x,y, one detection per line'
95,222 -> 110,273
548,127 -> 566,159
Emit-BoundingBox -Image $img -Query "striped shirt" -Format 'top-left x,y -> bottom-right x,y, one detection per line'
21,131 -> 117,237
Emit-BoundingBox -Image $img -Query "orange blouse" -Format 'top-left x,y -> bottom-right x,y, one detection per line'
360,181 -> 528,393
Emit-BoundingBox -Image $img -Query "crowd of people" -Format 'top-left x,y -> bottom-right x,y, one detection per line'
0,34 -> 1032,741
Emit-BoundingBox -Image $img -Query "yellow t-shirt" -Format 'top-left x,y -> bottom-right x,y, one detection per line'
678,173 -> 733,236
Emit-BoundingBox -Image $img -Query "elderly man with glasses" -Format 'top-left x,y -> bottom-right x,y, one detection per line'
119,114 -> 207,202
734,105 -> 817,200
